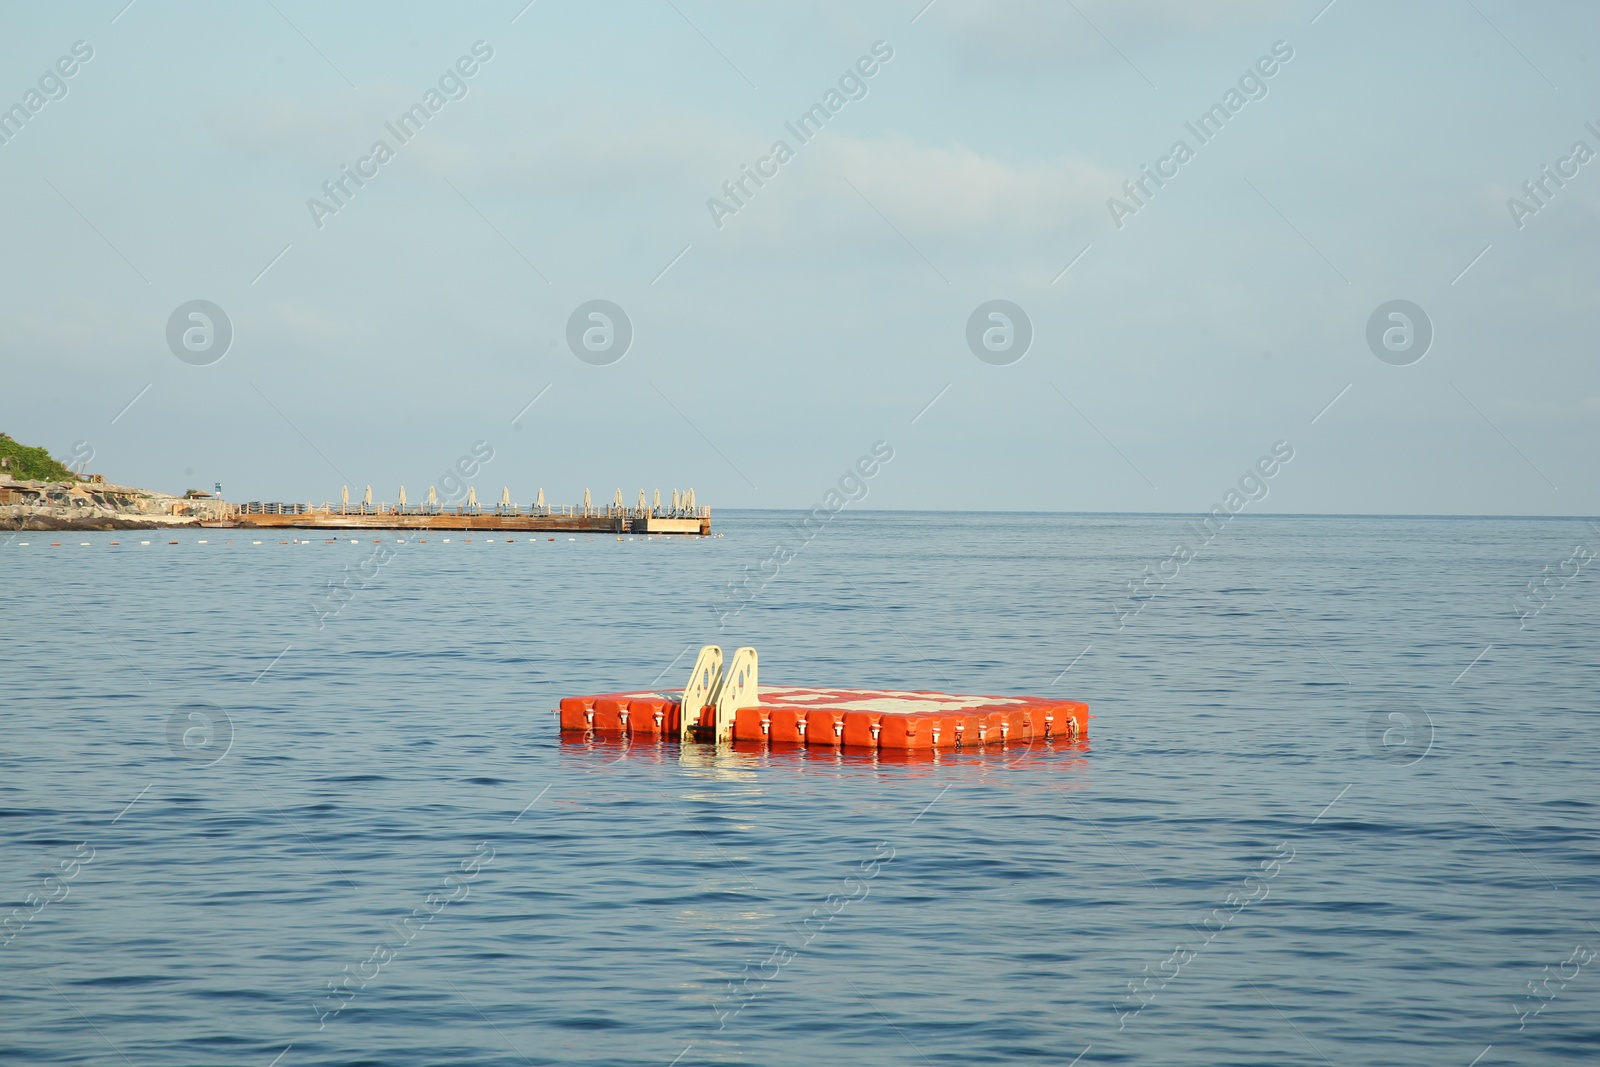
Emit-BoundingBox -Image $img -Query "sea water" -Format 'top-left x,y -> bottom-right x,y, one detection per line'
1,512 -> 1596,1065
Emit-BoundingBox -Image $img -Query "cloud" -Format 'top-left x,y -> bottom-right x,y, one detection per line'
217,83 -> 423,162
414,93 -> 742,196
926,0 -> 1291,71
216,83 -> 740,196
716,131 -> 1112,243
219,80 -> 1112,246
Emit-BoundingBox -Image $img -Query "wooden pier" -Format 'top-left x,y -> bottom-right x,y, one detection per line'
209,508 -> 710,537
181,487 -> 712,535
216,509 -> 709,534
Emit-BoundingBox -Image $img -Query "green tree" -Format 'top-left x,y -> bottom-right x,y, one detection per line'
0,433 -> 75,481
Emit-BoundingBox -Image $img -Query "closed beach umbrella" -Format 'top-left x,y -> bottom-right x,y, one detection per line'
613,488 -> 623,509
536,488 -> 544,508
653,489 -> 660,511
363,485 -> 373,506
341,485 -> 349,506
584,488 -> 592,510
428,485 -> 438,506
398,486 -> 407,507
687,488 -> 695,510
467,486 -> 477,507
638,490 -> 646,511
500,486 -> 511,507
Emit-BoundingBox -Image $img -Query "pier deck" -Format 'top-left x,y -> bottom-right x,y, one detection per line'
213,510 -> 710,534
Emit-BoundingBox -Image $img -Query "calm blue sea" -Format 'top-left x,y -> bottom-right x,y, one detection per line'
2,511 -> 1597,1066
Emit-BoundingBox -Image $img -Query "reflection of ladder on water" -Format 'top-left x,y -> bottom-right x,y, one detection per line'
679,645 -> 758,743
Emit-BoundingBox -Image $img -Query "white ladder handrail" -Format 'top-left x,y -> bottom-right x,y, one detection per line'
679,645 -> 724,742
711,647 -> 758,743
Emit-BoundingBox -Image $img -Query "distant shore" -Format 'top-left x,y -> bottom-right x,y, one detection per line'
2,476 -> 219,532
3,480 -> 710,535
4,513 -> 200,532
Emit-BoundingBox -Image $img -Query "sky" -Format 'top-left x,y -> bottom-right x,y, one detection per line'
1,0 -> 1596,515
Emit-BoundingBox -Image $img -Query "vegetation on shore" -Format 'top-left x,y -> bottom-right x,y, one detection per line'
0,433 -> 75,482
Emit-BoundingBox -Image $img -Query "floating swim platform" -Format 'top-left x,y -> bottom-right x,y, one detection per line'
554,646 -> 1088,752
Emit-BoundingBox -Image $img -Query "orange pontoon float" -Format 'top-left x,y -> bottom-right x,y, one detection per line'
554,646 -> 1088,752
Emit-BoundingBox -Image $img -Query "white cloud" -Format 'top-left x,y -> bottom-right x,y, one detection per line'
217,83 -> 424,162
715,131 -> 1112,242
217,83 -> 1113,245
216,84 -> 740,195
927,0 -> 1291,70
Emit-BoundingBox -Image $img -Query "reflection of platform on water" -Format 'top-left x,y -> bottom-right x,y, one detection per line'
558,730 -> 1092,775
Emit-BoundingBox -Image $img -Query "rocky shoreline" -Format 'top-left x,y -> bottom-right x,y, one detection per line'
2,477 -> 224,532
3,513 -> 205,532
